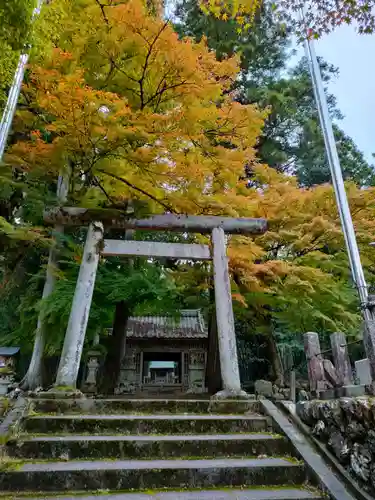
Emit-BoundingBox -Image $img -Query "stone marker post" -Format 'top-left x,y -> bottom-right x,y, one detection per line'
355,358 -> 372,386
55,222 -> 104,388
211,227 -> 246,398
330,332 -> 353,386
304,332 -> 325,395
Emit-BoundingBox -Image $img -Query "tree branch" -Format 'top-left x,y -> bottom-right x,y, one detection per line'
93,176 -> 117,206
96,169 -> 177,213
95,0 -> 109,25
139,21 -> 169,109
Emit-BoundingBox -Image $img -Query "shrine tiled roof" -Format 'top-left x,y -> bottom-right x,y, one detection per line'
125,309 -> 208,339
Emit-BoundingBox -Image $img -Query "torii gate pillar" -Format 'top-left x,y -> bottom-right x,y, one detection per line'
211,227 -> 247,398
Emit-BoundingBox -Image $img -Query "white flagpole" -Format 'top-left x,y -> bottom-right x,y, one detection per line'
0,0 -> 43,160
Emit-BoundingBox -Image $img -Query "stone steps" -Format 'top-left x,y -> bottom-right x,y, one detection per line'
0,397 -> 327,499
0,457 -> 306,492
0,487 -> 324,499
24,414 -> 269,434
30,398 -> 260,415
7,433 -> 291,460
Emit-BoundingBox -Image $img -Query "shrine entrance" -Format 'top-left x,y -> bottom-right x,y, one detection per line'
48,209 -> 267,397
114,310 -> 207,395
142,352 -> 181,386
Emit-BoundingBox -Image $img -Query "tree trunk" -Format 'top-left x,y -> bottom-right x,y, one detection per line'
20,174 -> 69,391
101,226 -> 134,393
101,301 -> 130,394
54,222 -> 103,388
266,333 -> 284,386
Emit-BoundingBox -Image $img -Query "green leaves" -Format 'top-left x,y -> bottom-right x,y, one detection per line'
0,0 -> 36,110
0,0 -> 36,48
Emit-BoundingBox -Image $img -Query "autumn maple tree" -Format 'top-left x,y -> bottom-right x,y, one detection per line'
7,0 -> 264,218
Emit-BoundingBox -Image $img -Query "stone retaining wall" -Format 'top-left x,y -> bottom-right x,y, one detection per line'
297,397 -> 375,494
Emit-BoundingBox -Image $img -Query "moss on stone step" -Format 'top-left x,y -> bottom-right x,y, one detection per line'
23,415 -> 269,435
7,434 -> 292,461
0,484 -> 325,500
0,459 -> 307,493
30,399 -> 261,416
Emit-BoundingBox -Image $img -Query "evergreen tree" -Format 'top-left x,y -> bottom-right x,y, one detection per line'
174,0 -> 375,186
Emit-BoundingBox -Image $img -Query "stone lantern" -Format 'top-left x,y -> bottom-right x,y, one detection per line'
0,347 -> 20,396
82,349 -> 103,394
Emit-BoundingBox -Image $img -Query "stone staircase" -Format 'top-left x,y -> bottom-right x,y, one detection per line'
0,397 -> 326,499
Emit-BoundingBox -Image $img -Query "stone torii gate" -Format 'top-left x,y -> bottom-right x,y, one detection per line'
46,208 -> 267,398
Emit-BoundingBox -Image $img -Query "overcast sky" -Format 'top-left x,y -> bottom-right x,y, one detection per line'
307,26 -> 375,164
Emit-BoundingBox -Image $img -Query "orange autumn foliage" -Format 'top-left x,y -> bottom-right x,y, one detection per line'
6,0 -> 375,334
8,0 -> 264,215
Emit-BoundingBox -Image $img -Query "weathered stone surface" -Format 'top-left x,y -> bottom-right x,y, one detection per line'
328,430 -> 349,463
208,399 -> 258,414
44,209 -> 268,235
254,380 -> 273,398
24,414 -> 269,435
318,400 -> 342,428
350,443 -> 371,482
30,398 -> 261,416
82,351 -> 102,394
271,386 -> 291,401
7,433 -> 292,460
297,397 -> 375,494
330,332 -> 353,386
296,401 -> 315,426
320,389 -> 335,400
212,227 -> 243,396
312,420 -> 326,438
1,395 -> 336,499
336,385 -> 366,398
7,488 -> 325,500
365,429 -> 375,455
0,396 -> 27,442
55,222 -> 104,388
304,333 -> 326,394
0,458 -> 306,492
30,389 -> 85,399
355,359 -> 371,386
298,390 -> 310,402
346,421 -> 366,440
262,399 -> 355,500
322,360 -> 340,388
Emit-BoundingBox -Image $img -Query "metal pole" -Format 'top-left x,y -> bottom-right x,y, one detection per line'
0,0 -> 43,160
300,12 -> 369,313
290,369 -> 296,403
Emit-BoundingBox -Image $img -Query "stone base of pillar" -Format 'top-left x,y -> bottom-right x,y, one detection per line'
211,388 -> 251,400
209,389 -> 253,413
335,384 -> 366,398
32,388 -> 86,399
319,388 -> 336,400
